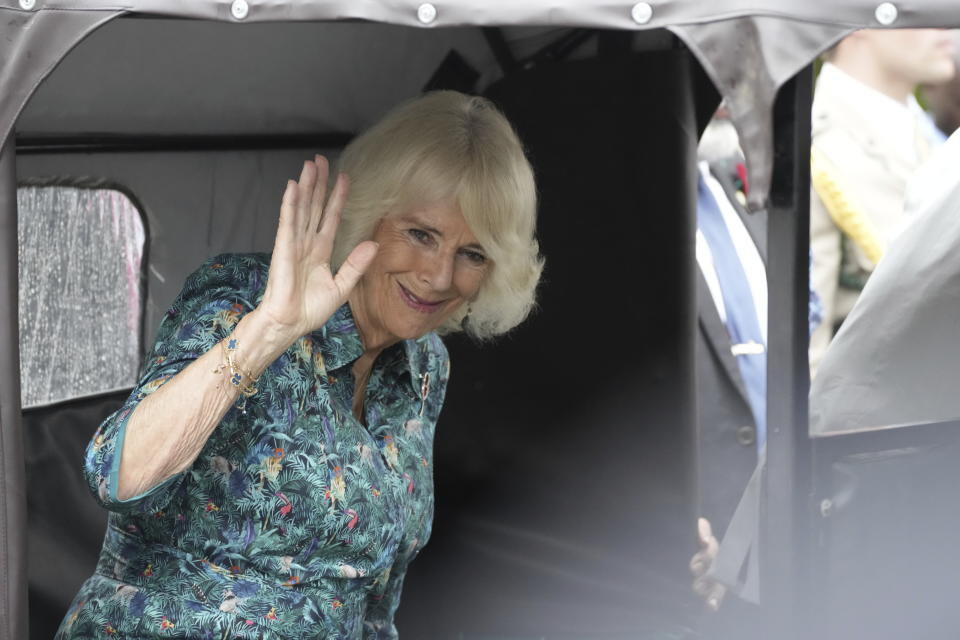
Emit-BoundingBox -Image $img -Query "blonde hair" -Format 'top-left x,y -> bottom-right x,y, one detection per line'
332,90 -> 543,340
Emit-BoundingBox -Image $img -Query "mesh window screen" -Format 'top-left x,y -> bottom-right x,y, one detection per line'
17,185 -> 145,408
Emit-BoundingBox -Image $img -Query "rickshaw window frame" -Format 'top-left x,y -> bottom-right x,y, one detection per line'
14,175 -> 151,407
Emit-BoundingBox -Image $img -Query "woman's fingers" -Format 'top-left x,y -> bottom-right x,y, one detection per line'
334,241 -> 379,299
275,180 -> 298,249
318,173 -> 350,242
283,159 -> 345,266
295,161 -> 315,233
265,160 -> 361,332
280,179 -> 296,217
307,155 -> 329,234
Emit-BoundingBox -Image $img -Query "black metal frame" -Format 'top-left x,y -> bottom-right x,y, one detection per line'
812,418 -> 960,458
0,136 -> 28,640
14,133 -> 354,155
762,65 -> 814,639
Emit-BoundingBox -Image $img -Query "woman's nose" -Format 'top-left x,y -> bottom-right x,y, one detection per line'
418,253 -> 455,292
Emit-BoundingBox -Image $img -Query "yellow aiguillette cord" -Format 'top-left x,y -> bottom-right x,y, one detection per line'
810,146 -> 886,266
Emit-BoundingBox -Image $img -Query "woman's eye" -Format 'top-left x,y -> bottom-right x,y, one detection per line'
408,228 -> 431,244
462,250 -> 487,265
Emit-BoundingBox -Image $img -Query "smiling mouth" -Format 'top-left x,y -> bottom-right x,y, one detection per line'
398,283 -> 446,313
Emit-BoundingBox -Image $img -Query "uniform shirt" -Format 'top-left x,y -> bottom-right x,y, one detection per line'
809,63 -> 941,371
817,63 -> 931,165
57,253 -> 449,640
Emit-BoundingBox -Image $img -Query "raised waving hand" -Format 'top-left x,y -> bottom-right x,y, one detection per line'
257,155 -> 379,344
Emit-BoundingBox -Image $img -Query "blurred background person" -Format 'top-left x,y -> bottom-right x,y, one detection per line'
923,31 -> 960,138
694,111 -> 765,548
692,107 -> 826,637
690,111 -> 767,638
809,28 -> 955,373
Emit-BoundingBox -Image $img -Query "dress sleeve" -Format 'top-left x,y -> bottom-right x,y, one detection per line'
84,254 -> 266,515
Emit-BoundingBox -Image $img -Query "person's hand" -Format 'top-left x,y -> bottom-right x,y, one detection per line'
256,156 -> 379,345
690,517 -> 726,611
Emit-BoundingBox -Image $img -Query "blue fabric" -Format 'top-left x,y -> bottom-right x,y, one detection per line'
809,249 -> 823,336
697,177 -> 767,449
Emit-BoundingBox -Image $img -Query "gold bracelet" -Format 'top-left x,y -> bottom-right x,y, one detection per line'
212,336 -> 260,409
222,338 -> 259,396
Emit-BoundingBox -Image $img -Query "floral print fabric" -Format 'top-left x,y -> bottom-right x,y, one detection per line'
56,253 -> 449,639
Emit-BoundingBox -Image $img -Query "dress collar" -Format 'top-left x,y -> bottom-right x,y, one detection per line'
314,303 -> 364,372
315,303 -> 432,395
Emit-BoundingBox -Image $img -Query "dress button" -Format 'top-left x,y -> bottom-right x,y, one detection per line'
736,425 -> 756,447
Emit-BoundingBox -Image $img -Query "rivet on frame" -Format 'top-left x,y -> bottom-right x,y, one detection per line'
874,2 -> 898,25
19,0 -> 37,10
231,0 -> 250,20
631,2 -> 654,25
417,3 -> 437,24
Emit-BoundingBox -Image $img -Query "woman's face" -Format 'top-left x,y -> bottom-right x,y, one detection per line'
349,200 -> 489,348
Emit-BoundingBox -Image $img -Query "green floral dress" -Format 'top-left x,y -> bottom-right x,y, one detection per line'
56,253 -> 449,639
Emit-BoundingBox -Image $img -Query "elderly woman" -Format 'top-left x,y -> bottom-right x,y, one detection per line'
57,91 -> 542,639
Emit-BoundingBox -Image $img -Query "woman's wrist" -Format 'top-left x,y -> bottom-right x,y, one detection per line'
230,309 -> 302,378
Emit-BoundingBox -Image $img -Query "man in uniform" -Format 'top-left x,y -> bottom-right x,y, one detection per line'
809,29 -> 955,372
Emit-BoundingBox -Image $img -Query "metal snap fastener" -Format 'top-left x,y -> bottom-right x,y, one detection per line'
736,425 -> 756,446
875,2 -> 898,25
19,0 -> 36,9
231,0 -> 249,20
631,2 -> 653,24
417,3 -> 437,24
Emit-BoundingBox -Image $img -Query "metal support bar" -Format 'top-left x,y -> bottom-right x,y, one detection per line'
762,66 -> 814,639
0,134 -> 28,640
15,132 -> 354,155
